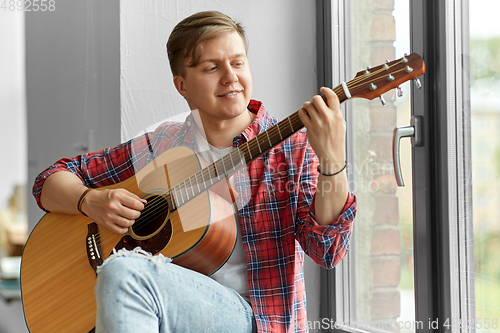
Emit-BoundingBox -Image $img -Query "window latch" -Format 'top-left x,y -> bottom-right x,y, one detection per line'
392,116 -> 423,186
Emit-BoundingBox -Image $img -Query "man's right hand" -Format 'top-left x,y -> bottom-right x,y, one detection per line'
81,188 -> 147,234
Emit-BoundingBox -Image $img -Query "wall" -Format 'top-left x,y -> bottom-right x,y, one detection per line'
26,0 -> 121,228
0,10 -> 26,213
18,1 -> 120,332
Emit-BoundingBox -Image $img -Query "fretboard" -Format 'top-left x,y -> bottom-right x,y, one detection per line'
165,92 -> 349,211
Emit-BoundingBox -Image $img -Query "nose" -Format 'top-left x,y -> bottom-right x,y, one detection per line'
222,65 -> 238,85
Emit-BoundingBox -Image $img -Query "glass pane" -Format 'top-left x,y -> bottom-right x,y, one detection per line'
470,0 -> 500,329
344,0 -> 415,331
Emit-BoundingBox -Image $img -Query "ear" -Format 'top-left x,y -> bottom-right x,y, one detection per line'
173,75 -> 189,99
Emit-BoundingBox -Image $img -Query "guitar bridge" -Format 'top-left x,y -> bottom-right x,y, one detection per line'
86,222 -> 104,273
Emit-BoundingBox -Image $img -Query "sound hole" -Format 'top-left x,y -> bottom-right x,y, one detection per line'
131,195 -> 169,237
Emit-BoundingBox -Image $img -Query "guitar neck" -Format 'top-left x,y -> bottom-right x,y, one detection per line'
238,91 -> 349,166
168,88 -> 349,211
167,52 -> 425,210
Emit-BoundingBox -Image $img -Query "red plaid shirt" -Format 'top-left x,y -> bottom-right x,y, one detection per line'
33,100 -> 356,332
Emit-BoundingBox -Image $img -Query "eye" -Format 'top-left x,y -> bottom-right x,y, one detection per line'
204,65 -> 217,72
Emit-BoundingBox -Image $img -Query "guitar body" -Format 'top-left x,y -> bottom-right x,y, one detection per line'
21,146 -> 238,333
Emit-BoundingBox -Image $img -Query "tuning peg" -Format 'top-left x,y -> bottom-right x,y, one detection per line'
365,66 -> 371,74
380,96 -> 386,106
414,78 -> 422,89
397,85 -> 403,97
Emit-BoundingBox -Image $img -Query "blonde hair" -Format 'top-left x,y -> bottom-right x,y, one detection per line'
167,11 -> 248,77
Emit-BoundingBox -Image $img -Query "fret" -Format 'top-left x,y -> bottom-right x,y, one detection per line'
201,168 -> 210,187
277,123 -> 283,140
194,172 -> 201,193
238,149 -> 245,165
221,157 -> 228,175
246,142 -> 253,160
179,186 -> 186,204
188,176 -> 195,197
265,130 -> 272,146
208,167 -> 214,185
168,193 -> 176,210
182,184 -> 188,202
255,135 -> 262,154
174,188 -> 182,206
288,117 -> 294,132
229,151 -> 236,170
183,181 -> 190,200
205,167 -> 212,185
166,193 -> 173,210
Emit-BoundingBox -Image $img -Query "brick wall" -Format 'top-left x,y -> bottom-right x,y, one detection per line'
368,0 -> 402,325
349,0 -> 404,329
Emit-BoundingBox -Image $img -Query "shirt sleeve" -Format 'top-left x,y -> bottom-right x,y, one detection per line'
31,128 -> 166,212
32,141 -> 135,212
294,141 -> 357,269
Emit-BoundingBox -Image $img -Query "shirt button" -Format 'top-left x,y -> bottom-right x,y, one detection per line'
187,121 -> 192,126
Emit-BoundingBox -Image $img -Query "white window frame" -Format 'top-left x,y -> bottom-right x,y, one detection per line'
318,0 -> 475,332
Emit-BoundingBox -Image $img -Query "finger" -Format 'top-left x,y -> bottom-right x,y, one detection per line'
319,87 -> 340,112
115,214 -> 135,228
303,99 -> 326,125
119,205 -> 142,220
111,223 -> 129,235
120,192 -> 146,212
298,102 -> 314,126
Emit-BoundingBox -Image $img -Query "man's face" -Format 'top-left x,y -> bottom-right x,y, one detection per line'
174,31 -> 253,124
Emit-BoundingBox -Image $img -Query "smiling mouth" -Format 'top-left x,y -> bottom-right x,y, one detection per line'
218,90 -> 241,97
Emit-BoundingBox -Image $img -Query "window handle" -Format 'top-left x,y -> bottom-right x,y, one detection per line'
392,116 -> 423,186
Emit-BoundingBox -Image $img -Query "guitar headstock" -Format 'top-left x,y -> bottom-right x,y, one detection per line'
348,53 -> 425,100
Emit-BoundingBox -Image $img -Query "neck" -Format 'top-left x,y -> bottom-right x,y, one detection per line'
192,109 -> 254,147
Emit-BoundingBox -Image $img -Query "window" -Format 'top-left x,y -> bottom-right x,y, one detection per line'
470,0 -> 500,324
334,0 -> 415,330
318,0 -> 497,332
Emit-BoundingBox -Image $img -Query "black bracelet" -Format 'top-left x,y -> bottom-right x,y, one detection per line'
77,188 -> 93,217
317,161 -> 347,177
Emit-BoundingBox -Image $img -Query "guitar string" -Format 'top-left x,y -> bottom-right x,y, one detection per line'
128,153 -> 240,232
113,58 -> 414,233
131,151 -> 237,227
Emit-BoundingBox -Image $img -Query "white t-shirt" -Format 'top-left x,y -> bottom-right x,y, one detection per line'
193,125 -> 250,301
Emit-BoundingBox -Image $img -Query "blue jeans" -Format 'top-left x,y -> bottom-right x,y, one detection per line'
94,250 -> 257,333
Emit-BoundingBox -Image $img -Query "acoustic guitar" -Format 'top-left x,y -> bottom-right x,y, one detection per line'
20,54 -> 425,333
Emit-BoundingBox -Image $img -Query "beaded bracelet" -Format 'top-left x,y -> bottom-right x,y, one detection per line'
317,161 -> 347,177
77,188 -> 93,217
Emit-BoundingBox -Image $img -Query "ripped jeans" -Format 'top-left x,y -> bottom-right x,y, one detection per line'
94,248 -> 257,333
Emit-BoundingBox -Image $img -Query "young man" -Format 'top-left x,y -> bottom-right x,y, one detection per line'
33,11 -> 356,333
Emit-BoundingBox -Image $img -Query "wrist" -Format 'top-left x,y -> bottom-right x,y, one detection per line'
317,160 -> 347,177
77,188 -> 93,217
